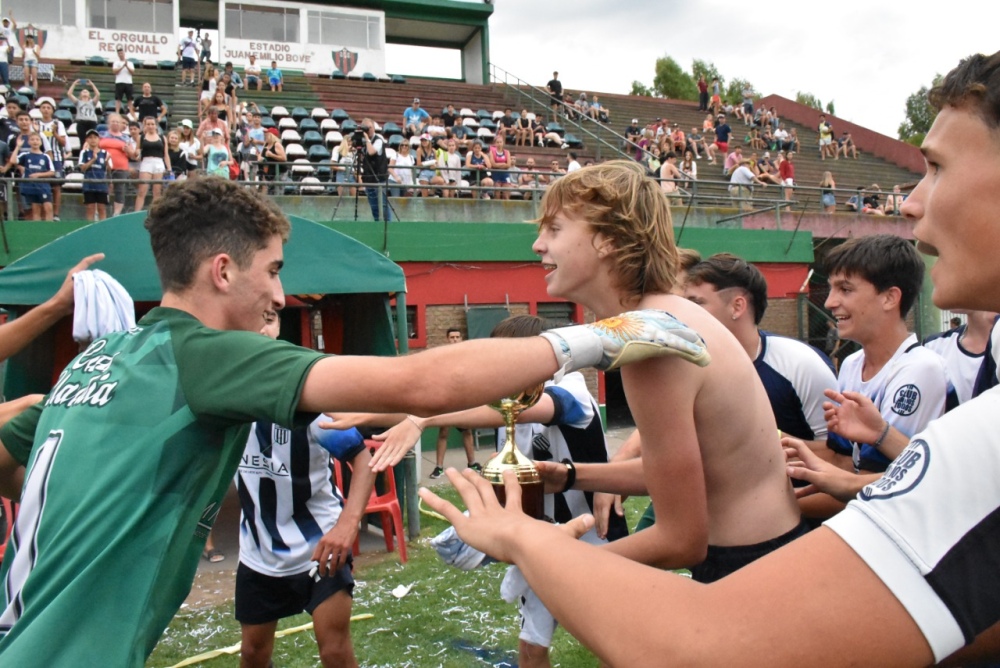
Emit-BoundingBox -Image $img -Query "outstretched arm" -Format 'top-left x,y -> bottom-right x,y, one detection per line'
0,253 -> 104,362
420,470 -> 931,667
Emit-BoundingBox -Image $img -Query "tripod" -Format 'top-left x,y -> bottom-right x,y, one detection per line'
330,141 -> 399,223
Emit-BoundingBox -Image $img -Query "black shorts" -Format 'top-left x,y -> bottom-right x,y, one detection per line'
114,83 -> 134,104
235,560 -> 354,626
689,520 -> 810,584
83,190 -> 109,205
182,56 -> 196,70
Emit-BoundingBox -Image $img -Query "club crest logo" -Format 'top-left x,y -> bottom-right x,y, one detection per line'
891,384 -> 920,416
16,26 -> 46,51
272,425 -> 291,447
333,48 -> 358,75
859,439 -> 930,501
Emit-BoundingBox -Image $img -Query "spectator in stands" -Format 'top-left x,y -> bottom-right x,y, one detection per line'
177,30 -> 198,87
884,185 -> 904,215
760,125 -> 775,151
591,95 -> 610,123
267,61 -> 283,92
746,127 -> 765,151
218,72 -> 239,121
257,128 -> 286,184
836,131 -> 857,160
712,114 -> 733,162
753,152 -> 782,185
19,33 -> 40,91
67,79 -> 101,139
517,157 -> 543,200
862,185 -> 886,216
135,115 -> 170,211
243,104 -> 265,160
427,114 -> 447,147
642,146 -> 661,177
79,129 -> 109,221
403,97 -> 429,138
819,171 -> 837,213
785,128 -> 800,153
818,114 -> 835,160
389,140 -> 415,197
12,131 -> 54,220
199,63 -> 218,114
515,110 -> 532,147
779,150 -> 795,211
198,32 -> 212,68
165,129 -> 186,180
112,47 -> 135,114
99,113 -> 137,216
36,97 -> 67,221
498,108 -> 517,143
723,145 -> 744,176
465,140 -> 493,198
679,150 -> 697,189
773,124 -> 789,150
548,158 -> 565,180
574,92 -> 589,119
177,120 -> 202,174
130,82 -> 169,129
222,61 -> 243,90
441,103 -> 458,129
196,105 -> 228,147
332,134 -> 356,195
670,124 -> 686,154
710,77 -> 722,115
566,152 -> 581,173
244,54 -> 261,91
8,109 -> 50,157
204,128 -> 231,179
546,71 -> 562,122
659,151 -> 683,200
729,158 -> 766,211
702,113 -> 715,133
437,138 -> 462,198
0,13 -> 15,88
686,127 -> 705,160
415,134 -> 438,198
624,118 -> 642,155
489,135 -> 512,200
846,186 -> 864,212
741,84 -> 755,125
697,75 -> 709,112
0,98 -> 19,146
127,120 -> 142,184
450,122 -> 472,151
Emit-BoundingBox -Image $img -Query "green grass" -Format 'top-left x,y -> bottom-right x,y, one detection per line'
147,488 -> 650,667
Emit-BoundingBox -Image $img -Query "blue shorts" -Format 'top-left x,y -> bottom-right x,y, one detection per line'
492,171 -> 509,184
418,169 -> 436,183
23,187 -> 52,205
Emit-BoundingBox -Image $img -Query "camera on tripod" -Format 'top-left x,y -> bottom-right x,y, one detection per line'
352,129 -> 366,149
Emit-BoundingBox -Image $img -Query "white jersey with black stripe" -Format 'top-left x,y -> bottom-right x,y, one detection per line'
923,326 -> 984,405
236,418 -> 345,576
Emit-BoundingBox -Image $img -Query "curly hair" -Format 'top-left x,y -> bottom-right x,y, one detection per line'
144,176 -> 290,293
535,160 -> 677,302
929,51 -> 1000,128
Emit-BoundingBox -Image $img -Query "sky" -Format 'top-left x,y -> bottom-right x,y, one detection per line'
387,0 -> 997,138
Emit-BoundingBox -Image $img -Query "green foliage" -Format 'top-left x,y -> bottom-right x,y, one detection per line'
898,75 -> 942,141
629,80 -> 654,97
795,91 -> 823,110
825,100 -> 836,116
692,59 -> 724,88
725,77 -> 754,106
146,485 -> 657,667
653,56 -> 698,101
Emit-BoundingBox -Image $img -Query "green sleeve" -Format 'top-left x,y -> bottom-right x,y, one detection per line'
0,400 -> 43,466
174,324 -> 325,429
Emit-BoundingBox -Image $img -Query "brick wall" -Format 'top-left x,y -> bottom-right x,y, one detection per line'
759,297 -> 799,338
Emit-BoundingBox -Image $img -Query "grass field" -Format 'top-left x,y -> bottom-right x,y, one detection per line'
146,487 -> 649,668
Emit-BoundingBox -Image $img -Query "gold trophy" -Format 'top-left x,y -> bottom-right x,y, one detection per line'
482,383 -> 546,520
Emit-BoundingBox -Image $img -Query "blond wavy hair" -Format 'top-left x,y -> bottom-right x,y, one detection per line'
536,160 -> 678,302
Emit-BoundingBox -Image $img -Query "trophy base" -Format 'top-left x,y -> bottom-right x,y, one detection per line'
492,479 -> 545,520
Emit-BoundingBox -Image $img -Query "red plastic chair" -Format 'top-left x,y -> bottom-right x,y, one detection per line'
334,439 -> 407,563
0,497 -> 17,563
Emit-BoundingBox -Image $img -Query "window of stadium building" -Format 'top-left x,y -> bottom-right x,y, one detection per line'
307,11 -> 381,50
5,0 -> 75,26
88,0 -> 171,32
225,4 -> 299,42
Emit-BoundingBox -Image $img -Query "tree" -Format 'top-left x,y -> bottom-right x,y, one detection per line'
796,91 -> 823,110
629,80 -> 654,97
691,59 -> 724,89
825,101 -> 836,116
653,56 -> 698,101
898,75 -> 942,143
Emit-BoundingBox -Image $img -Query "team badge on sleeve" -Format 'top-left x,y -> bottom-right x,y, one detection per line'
892,384 -> 921,416
860,439 -> 930,500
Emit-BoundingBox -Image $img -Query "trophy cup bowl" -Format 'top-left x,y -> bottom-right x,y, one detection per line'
482,383 -> 546,520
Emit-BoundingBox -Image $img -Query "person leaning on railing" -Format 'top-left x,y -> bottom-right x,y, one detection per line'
256,128 -> 286,183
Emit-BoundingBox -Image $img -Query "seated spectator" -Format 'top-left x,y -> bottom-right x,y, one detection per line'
515,110 -> 533,147
686,127 -> 704,159
67,79 -> 102,139
449,123 -> 472,151
562,93 -> 579,121
654,117 -> 671,143
702,113 -> 715,133
863,184 -> 884,214
389,141 -> 415,197
222,61 -> 243,90
266,61 -> 283,92
465,141 -> 493,198
415,134 -> 438,197
426,115 -> 447,147
670,125 -> 686,154
761,125 -> 775,151
517,157 -> 546,199
574,92 -> 589,119
498,108 -> 517,143
642,146 -> 661,177
884,185 -> 904,215
837,131 -> 858,159
659,151 -> 683,200
845,186 -> 864,212
746,127 -> 765,151
437,138 -> 463,198
591,95 -> 610,123
548,158 -> 565,180
753,152 -> 782,185
403,97 -> 430,137
624,118 -> 642,155
441,103 -> 458,128
244,54 -> 262,91
729,158 -> 767,211
723,146 -> 744,176
773,124 -> 789,149
679,150 -> 697,188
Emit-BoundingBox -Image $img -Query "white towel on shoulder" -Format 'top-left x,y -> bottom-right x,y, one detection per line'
72,269 -> 136,343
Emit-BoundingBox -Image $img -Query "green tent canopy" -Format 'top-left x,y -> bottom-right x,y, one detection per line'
0,213 -> 406,304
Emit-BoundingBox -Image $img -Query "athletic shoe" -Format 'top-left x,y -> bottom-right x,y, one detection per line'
429,466 -> 444,479
468,462 -> 482,473
53,216 -> 60,221
430,523 -> 496,570
560,142 -> 569,149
